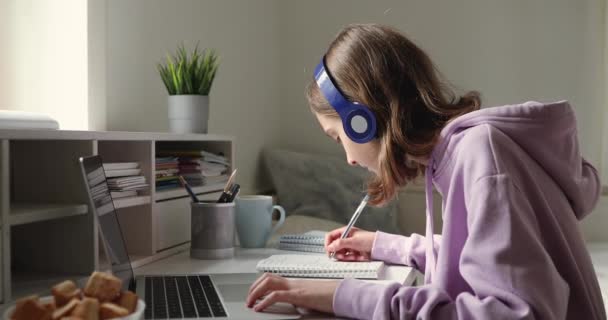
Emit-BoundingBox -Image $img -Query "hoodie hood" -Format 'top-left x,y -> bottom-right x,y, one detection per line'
431,100 -> 601,220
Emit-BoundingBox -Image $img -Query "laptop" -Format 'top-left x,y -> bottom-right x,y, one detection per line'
78,155 -> 302,319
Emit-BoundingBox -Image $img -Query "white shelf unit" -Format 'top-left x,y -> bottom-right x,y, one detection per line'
9,203 -> 88,226
0,129 -> 234,305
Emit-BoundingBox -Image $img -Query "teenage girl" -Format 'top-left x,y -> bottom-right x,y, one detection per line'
246,23 -> 606,319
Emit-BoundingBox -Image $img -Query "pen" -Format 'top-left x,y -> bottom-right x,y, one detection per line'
329,194 -> 370,259
227,183 -> 240,203
179,176 -> 200,203
217,169 -> 238,203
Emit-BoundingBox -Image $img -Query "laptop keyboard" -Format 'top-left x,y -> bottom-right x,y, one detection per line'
144,275 -> 227,319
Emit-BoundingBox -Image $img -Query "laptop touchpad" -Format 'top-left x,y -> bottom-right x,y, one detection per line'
218,284 -> 250,302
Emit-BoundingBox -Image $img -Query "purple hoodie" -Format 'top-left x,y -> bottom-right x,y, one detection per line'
333,101 -> 606,319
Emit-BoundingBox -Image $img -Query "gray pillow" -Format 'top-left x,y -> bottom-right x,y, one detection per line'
262,148 -> 401,234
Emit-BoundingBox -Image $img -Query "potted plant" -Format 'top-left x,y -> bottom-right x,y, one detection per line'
157,44 -> 219,134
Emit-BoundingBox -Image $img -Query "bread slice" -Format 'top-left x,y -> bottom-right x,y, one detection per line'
52,280 -> 82,307
115,290 -> 138,313
52,298 -> 80,320
99,303 -> 129,320
83,272 -> 122,302
11,295 -> 51,320
70,297 -> 99,320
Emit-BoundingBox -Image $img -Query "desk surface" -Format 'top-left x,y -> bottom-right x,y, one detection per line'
133,248 -> 417,320
134,247 -> 418,285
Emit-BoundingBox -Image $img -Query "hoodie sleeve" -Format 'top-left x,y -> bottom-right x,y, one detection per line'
573,158 -> 601,219
333,174 -> 569,319
371,231 -> 441,272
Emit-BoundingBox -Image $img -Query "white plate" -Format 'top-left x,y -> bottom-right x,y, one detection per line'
3,295 -> 145,320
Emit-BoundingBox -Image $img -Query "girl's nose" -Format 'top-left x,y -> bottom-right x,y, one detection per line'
349,160 -> 357,166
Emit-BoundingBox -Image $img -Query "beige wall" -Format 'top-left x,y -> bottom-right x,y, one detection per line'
4,1 -> 604,239
105,0 -> 282,194
1,0 -> 89,130
276,0 -> 607,239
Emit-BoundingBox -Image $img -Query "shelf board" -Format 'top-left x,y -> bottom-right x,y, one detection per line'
11,271 -> 88,301
10,203 -> 88,226
154,182 -> 225,202
113,195 -> 151,209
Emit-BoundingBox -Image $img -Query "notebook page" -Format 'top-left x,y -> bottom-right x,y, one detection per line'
256,254 -> 384,279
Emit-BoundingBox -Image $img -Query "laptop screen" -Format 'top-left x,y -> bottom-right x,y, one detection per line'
79,155 -> 135,291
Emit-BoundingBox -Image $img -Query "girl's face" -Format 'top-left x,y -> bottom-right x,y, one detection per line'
315,112 -> 381,174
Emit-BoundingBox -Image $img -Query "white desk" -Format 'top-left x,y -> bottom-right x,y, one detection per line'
133,247 -> 417,319
134,247 -> 418,285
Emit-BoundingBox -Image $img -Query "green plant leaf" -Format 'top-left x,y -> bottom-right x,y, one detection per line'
157,43 -> 219,95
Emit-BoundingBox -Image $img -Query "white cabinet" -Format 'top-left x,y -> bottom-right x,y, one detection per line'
156,198 -> 191,250
0,129 -> 234,304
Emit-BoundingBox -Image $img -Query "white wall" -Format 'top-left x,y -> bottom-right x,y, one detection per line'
105,0 -> 282,193
276,0 -> 606,239
0,0 -> 10,102
0,0 -> 89,130
4,0 -> 604,239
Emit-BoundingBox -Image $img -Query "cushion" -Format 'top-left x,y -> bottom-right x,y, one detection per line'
262,148 -> 402,234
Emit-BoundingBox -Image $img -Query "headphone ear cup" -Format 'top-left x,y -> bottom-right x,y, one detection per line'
342,105 -> 377,143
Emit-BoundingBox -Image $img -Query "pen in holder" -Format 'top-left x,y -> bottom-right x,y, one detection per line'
217,169 -> 238,203
179,176 -> 199,203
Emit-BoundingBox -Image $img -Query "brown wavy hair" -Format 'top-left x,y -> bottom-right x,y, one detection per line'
306,24 -> 481,206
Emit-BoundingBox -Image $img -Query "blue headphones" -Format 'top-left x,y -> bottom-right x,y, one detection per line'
314,56 -> 377,144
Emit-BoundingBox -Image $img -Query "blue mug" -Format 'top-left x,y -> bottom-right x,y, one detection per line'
235,195 -> 285,248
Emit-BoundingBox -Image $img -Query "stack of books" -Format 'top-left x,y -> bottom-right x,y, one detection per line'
155,157 -> 180,190
102,162 -> 148,199
155,150 -> 230,191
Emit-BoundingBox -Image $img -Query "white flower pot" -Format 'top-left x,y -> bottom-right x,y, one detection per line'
168,95 -> 209,134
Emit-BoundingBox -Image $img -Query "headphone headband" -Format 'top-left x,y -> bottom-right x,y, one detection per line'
313,56 -> 377,144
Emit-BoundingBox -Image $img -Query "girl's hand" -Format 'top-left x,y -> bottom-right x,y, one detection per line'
246,273 -> 338,313
325,226 -> 376,261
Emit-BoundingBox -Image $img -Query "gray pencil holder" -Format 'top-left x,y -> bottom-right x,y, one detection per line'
190,201 -> 235,259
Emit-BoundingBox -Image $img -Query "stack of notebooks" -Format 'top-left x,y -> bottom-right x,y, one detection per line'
155,150 -> 230,191
256,254 -> 384,279
155,157 -> 180,190
102,162 -> 148,198
277,230 -> 326,253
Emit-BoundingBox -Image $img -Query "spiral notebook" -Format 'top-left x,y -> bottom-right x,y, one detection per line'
256,254 -> 384,279
277,230 -> 325,253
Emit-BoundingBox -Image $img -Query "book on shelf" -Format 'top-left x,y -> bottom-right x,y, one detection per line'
157,150 -> 230,165
256,254 -> 384,279
110,190 -> 138,199
103,162 -> 139,170
105,168 -> 142,178
102,162 -> 148,195
155,150 -> 229,191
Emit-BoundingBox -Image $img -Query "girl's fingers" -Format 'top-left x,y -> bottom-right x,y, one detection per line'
335,250 -> 368,261
248,273 -> 272,296
253,290 -> 294,312
327,237 -> 362,253
246,275 -> 286,307
356,253 -> 370,261
325,227 -> 347,248
325,227 -> 359,248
